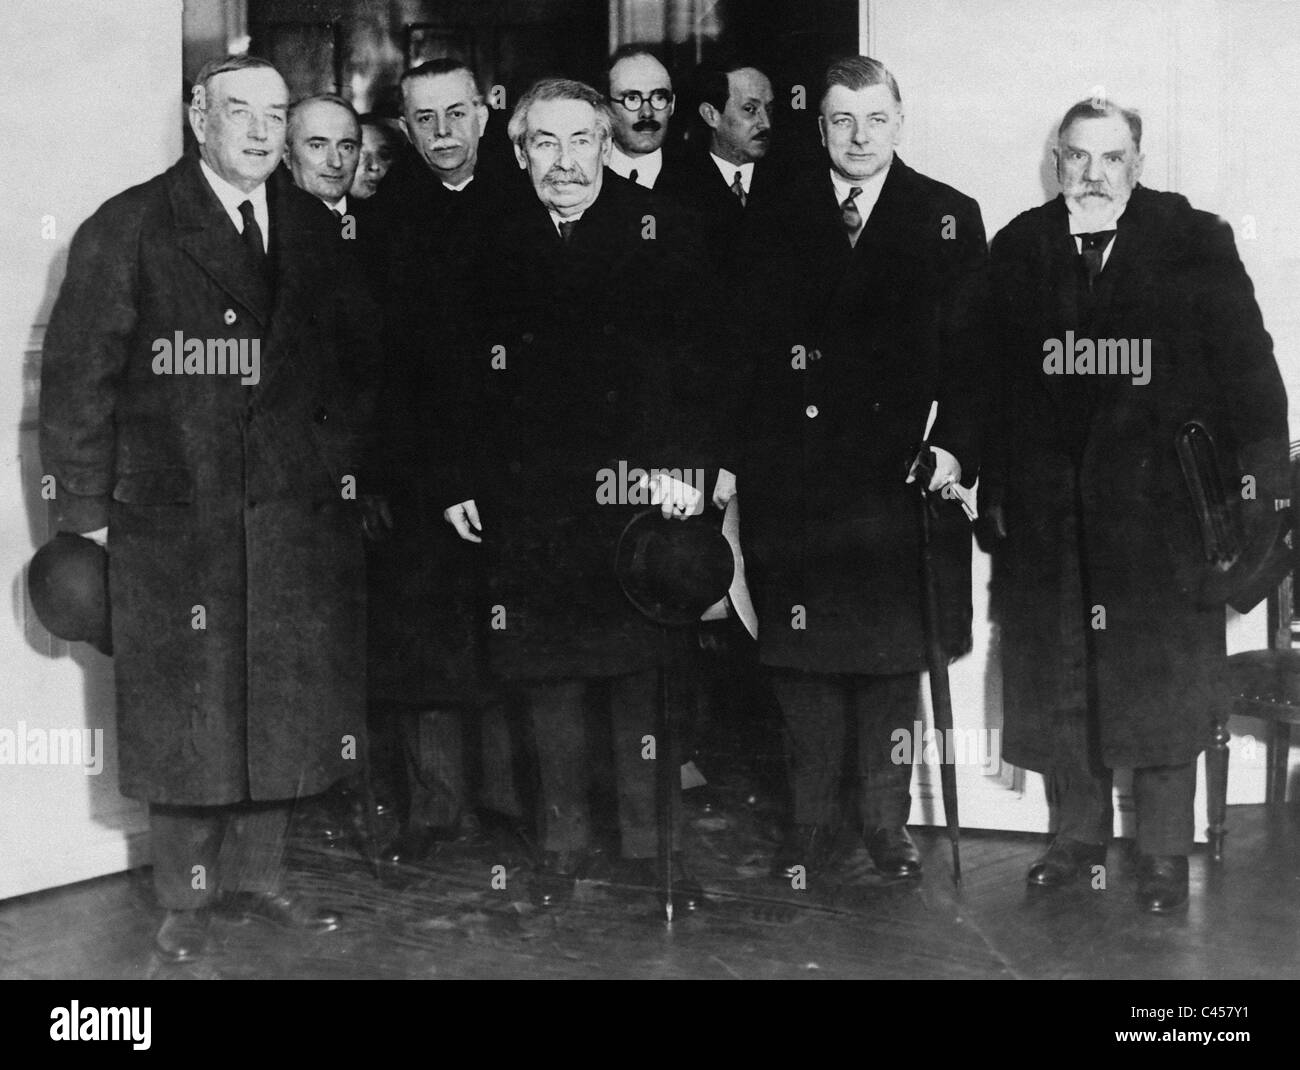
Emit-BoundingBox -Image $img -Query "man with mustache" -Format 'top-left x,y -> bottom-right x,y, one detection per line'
659,57 -> 779,271
726,55 -> 989,885
362,59 -> 528,865
444,77 -> 722,907
981,99 -> 1288,913
39,54 -> 379,962
605,44 -> 676,190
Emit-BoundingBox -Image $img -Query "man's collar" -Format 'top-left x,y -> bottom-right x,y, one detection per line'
610,144 -> 662,186
710,153 -> 754,188
199,158 -> 268,214
328,195 -> 347,215
442,174 -> 474,192
829,162 -> 889,206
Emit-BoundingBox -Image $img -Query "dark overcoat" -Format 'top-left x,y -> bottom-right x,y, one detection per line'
463,171 -> 718,681
40,154 -> 381,805
358,154 -> 524,705
982,186 -> 1289,770
729,158 -> 989,674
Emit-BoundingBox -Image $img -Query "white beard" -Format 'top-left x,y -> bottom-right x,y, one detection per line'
1066,193 -> 1125,233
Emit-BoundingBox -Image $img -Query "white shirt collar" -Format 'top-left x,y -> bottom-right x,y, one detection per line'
199,158 -> 269,252
610,145 -> 662,188
1068,200 -> 1128,268
442,174 -> 474,192
328,195 -> 347,215
548,208 -> 585,237
829,163 -> 890,227
710,153 -> 755,195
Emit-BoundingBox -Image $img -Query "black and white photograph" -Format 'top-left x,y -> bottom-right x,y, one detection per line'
2,0 -> 1297,1025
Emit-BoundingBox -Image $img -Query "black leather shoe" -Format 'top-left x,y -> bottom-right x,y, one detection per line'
865,825 -> 922,879
770,823 -> 835,880
611,856 -> 708,912
382,825 -> 441,866
530,849 -> 588,907
154,908 -> 210,963
1135,853 -> 1189,914
220,891 -> 341,933
1026,836 -> 1107,888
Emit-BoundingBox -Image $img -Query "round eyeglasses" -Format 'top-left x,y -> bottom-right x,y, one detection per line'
613,89 -> 673,112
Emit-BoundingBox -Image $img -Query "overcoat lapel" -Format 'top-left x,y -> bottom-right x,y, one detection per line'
169,155 -> 273,328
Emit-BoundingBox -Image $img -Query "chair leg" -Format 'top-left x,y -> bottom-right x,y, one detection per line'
1267,722 -> 1291,806
1206,717 -> 1231,863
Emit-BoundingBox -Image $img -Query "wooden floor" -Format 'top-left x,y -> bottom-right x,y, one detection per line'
2,783 -> 1298,980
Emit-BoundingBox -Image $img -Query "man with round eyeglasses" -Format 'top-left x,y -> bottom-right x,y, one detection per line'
605,44 -> 676,190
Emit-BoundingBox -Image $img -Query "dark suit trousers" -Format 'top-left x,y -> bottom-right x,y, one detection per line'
769,669 -> 917,829
526,668 -> 677,858
1045,507 -> 1196,855
398,703 -> 523,828
150,801 -> 293,910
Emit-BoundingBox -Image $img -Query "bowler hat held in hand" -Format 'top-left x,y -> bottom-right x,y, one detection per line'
28,531 -> 112,655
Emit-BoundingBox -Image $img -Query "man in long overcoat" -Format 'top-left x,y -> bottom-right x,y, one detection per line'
981,99 -> 1289,912
729,56 -> 988,882
444,77 -> 721,905
39,55 -> 381,960
360,59 -> 528,862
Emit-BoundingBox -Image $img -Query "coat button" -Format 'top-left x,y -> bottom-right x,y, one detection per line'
314,406 -> 329,424
521,332 -> 535,344
872,401 -> 882,413
806,405 -> 819,418
223,308 -> 237,325
810,348 -> 823,362
509,460 -> 522,475
603,323 -> 616,336
606,390 -> 618,403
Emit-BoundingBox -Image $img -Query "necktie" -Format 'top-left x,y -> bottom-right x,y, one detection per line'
730,170 -> 746,208
238,199 -> 265,263
1078,229 -> 1116,290
557,219 -> 577,244
841,186 -> 863,246
628,168 -> 639,186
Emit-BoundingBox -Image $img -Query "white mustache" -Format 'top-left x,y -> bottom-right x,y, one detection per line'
544,169 -> 589,185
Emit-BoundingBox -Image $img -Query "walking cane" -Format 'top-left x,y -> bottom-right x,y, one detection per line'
913,447 -> 963,886
657,622 -> 675,922
617,506 -> 735,923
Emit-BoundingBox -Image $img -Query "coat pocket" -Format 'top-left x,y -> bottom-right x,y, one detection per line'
111,468 -> 194,505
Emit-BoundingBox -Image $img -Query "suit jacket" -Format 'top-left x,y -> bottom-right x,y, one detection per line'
656,145 -> 784,272
39,153 -> 382,804
729,157 -> 990,674
465,171 -> 720,680
983,185 -> 1289,769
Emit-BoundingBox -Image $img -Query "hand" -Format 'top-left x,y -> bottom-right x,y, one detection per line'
443,499 -> 483,543
641,471 -> 704,520
906,446 -> 963,494
712,468 -> 737,510
360,495 -> 394,542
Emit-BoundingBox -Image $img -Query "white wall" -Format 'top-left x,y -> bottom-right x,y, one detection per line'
0,0 -> 183,900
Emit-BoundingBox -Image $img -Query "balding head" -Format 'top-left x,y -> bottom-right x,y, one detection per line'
286,95 -> 362,205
